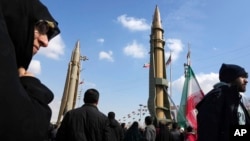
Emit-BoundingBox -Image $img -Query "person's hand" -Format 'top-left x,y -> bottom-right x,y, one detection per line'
18,67 -> 34,77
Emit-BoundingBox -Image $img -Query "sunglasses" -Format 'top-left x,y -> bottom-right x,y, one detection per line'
35,21 -> 50,35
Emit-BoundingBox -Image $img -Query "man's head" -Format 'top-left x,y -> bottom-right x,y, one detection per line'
83,88 -> 99,104
219,63 -> 248,92
108,111 -> 115,119
144,116 -> 153,126
121,123 -> 126,128
172,122 -> 179,129
186,126 -> 193,132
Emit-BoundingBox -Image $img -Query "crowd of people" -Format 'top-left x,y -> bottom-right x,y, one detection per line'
49,63 -> 249,141
52,86 -> 197,141
16,60 -> 248,141
42,86 -> 198,141
1,0 -> 249,141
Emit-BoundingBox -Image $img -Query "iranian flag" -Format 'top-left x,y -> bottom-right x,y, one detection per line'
177,65 -> 204,130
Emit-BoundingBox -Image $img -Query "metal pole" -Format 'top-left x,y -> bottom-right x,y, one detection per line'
139,104 -> 143,122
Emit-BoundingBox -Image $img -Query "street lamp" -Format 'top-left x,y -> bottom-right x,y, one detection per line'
139,104 -> 143,122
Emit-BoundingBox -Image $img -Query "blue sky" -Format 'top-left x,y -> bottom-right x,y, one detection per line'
30,0 -> 250,125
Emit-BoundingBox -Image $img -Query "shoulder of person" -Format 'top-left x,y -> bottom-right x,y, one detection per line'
208,83 -> 229,97
196,82 -> 229,109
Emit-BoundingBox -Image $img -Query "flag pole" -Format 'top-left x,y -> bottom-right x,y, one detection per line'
164,86 -> 184,122
187,43 -> 191,66
170,51 -> 172,97
184,43 -> 191,77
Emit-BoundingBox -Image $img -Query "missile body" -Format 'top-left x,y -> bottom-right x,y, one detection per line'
56,41 -> 81,125
148,6 -> 172,124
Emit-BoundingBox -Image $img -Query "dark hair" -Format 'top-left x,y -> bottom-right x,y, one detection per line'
121,123 -> 126,128
83,88 -> 99,103
172,122 -> 179,129
186,126 -> 193,132
145,116 -> 153,125
131,121 -> 139,128
108,111 -> 115,119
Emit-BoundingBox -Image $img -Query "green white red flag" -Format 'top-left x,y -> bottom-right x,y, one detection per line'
177,65 -> 204,130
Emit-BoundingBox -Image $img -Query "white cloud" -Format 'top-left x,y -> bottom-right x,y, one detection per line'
97,38 -> 105,43
27,60 -> 41,75
123,40 -> 147,58
165,38 -> 184,62
38,34 -> 65,60
196,72 -> 219,93
117,14 -> 150,31
172,75 -> 185,94
99,51 -> 114,62
172,72 -> 219,95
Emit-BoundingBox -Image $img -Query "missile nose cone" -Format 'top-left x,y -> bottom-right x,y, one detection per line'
152,5 -> 162,28
71,41 -> 81,62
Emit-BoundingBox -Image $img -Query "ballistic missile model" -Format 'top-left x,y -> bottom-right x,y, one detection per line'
147,6 -> 172,124
56,41 -> 87,126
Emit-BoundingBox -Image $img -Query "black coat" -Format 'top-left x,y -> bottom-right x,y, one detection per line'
0,76 -> 54,141
155,123 -> 173,141
109,118 -> 124,141
0,0 -> 60,140
196,83 -> 250,141
124,122 -> 143,141
56,104 -> 110,141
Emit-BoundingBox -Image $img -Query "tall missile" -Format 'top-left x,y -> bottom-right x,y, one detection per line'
148,5 -> 172,124
56,41 -> 81,125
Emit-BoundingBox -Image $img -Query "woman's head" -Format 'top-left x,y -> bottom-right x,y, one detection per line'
7,1 -> 60,69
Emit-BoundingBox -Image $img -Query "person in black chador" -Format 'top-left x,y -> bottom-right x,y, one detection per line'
108,111 -> 124,141
0,0 -> 60,141
196,63 -> 250,141
155,120 -> 173,141
124,121 -> 143,141
170,122 -> 183,141
121,122 -> 127,139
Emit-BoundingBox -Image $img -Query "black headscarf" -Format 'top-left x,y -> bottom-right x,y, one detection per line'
0,0 -> 60,140
1,0 -> 60,69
